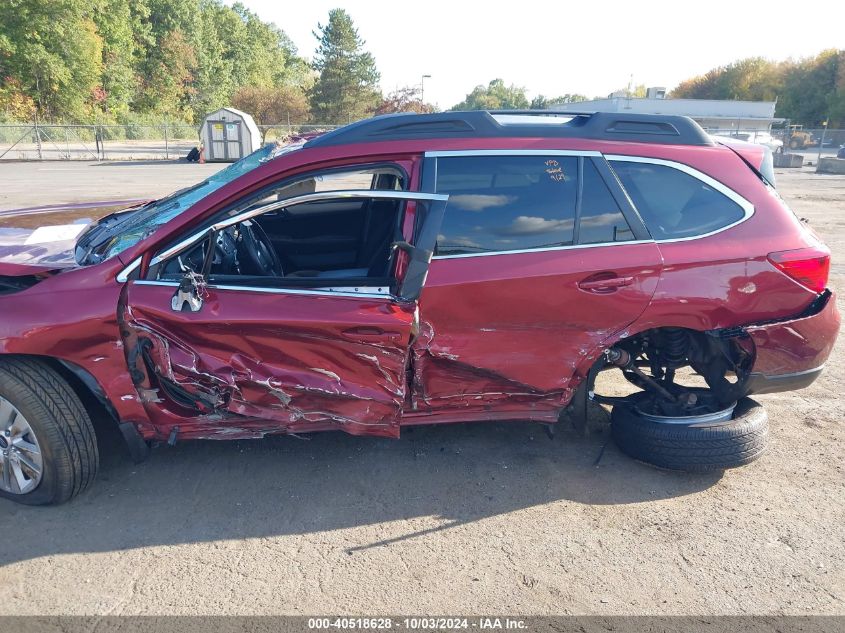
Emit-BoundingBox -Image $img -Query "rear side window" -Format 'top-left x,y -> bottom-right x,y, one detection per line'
434,155 -> 633,256
434,155 -> 577,255
609,160 -> 746,240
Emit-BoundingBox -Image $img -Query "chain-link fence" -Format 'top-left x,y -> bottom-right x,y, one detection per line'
2,122 -> 842,161
0,123 -> 339,161
704,127 -> 845,159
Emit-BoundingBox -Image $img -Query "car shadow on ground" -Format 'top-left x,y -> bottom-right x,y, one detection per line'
0,406 -> 722,566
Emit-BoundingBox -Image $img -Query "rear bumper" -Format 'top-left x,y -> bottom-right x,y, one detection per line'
745,290 -> 839,395
746,366 -> 824,394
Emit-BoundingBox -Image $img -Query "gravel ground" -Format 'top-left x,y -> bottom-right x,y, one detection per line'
0,163 -> 842,616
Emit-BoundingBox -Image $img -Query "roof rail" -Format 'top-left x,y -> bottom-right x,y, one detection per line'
486,109 -> 593,117
304,110 -> 714,148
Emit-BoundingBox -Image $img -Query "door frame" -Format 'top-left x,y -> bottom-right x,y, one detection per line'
118,189 -> 449,438
143,189 -> 447,300
407,148 -> 663,421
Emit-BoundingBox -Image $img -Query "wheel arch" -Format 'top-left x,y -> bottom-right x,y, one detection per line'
0,354 -> 149,463
566,322 -> 756,431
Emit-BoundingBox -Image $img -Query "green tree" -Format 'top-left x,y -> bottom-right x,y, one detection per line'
190,0 -> 239,117
451,79 -> 529,110
187,2 -> 310,122
375,86 -> 436,115
132,0 -> 200,118
310,9 -> 381,123
672,57 -> 782,102
778,50 -> 845,127
0,0 -> 103,120
138,28 -> 197,119
0,78 -> 36,120
671,51 -> 845,126
529,93 -> 588,109
0,1 -> 346,125
232,84 -> 311,128
92,0 -> 141,118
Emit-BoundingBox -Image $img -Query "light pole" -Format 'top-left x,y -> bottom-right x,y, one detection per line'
421,74 -> 431,105
816,118 -> 829,170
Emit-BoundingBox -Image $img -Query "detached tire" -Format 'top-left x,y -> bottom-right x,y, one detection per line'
611,395 -> 768,472
0,358 -> 99,505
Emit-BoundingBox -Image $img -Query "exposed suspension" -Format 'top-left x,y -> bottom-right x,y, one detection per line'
662,327 -> 690,367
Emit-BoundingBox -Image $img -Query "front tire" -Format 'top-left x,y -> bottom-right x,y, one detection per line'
0,358 -> 99,505
611,394 -> 768,472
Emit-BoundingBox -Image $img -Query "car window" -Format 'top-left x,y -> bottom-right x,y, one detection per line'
433,155 -> 578,255
609,160 -> 746,240
579,160 -> 635,244
152,165 -> 409,287
236,166 -> 403,215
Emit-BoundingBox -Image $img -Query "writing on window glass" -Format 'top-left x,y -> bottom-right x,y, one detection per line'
544,159 -> 567,182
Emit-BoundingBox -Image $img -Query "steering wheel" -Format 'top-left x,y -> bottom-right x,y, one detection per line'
237,220 -> 283,276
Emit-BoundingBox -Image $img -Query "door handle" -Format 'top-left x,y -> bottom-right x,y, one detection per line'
577,274 -> 635,293
171,274 -> 204,312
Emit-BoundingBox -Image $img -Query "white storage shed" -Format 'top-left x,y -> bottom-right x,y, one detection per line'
200,107 -> 261,162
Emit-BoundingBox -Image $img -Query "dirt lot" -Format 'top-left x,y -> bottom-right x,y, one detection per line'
0,163 -> 842,616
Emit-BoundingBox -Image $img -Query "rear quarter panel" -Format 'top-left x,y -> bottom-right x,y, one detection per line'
613,146 -> 822,333
746,291 -> 840,376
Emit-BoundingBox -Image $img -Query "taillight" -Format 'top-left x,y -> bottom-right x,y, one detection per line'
767,247 -> 830,293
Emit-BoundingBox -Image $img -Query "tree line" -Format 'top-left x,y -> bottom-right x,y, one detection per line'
0,1 -> 842,127
0,1 -> 402,126
455,51 -> 845,127
672,50 -> 845,127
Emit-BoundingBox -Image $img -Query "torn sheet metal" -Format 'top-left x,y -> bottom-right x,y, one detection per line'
409,244 -> 661,417
745,290 -> 840,376
119,282 -> 416,439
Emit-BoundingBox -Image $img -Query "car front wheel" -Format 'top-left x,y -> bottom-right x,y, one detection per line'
0,358 -> 99,505
611,393 -> 768,471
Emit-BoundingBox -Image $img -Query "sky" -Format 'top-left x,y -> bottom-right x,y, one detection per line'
228,0 -> 845,109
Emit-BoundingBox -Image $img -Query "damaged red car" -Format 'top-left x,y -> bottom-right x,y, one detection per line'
0,111 -> 838,505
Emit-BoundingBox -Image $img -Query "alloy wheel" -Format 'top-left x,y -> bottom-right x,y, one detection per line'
0,396 -> 43,495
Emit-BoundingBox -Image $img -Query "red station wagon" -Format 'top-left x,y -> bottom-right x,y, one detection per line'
0,111 -> 838,505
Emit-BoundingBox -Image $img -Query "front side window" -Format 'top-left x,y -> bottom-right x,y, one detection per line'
434,156 -> 578,255
609,160 -> 747,240
151,164 -> 412,290
233,166 -> 405,217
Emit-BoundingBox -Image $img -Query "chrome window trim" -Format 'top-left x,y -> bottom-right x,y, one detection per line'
432,239 -> 653,260
604,154 -> 755,243
133,280 -> 393,300
148,189 -> 448,268
425,149 -> 602,158
116,257 -> 141,283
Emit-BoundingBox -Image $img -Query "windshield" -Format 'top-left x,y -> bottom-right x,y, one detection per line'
79,142 -> 302,263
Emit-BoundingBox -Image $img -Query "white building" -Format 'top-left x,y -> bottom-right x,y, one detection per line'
549,90 -> 782,134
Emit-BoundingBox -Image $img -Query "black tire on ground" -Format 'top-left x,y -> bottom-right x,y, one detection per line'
611,395 -> 768,472
0,357 -> 99,505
